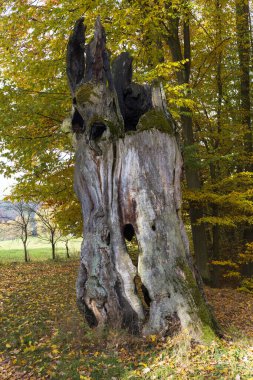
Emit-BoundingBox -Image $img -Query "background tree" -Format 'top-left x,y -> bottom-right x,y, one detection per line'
59,234 -> 73,259
162,0 -> 210,281
235,0 -> 252,163
33,205 -> 62,260
0,201 -> 35,262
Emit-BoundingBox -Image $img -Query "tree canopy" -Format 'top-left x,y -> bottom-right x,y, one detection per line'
0,0 -> 252,286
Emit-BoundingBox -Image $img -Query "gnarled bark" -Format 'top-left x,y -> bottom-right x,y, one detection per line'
65,17 -> 217,338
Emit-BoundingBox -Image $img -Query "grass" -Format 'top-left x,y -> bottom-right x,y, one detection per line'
0,259 -> 253,379
0,237 -> 82,262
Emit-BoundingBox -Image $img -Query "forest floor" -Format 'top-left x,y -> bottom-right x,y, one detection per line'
0,260 -> 253,380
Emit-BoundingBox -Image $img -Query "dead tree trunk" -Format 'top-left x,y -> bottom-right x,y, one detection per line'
65,17 -> 217,338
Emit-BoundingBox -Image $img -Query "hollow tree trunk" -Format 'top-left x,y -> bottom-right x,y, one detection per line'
65,17 -> 217,338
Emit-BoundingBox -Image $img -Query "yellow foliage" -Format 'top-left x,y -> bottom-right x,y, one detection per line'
211,260 -> 239,269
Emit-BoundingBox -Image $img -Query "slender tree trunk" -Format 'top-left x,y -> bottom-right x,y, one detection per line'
23,241 -> 29,262
165,6 -> 210,282
22,225 -> 29,262
65,17 -> 217,338
52,243 -> 56,260
51,232 -> 56,260
211,0 -> 223,284
235,0 -> 252,164
235,0 -> 253,259
65,241 -> 70,259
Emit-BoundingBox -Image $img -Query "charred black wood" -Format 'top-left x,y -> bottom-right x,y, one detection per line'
123,83 -> 152,131
112,52 -> 152,131
66,17 -> 86,96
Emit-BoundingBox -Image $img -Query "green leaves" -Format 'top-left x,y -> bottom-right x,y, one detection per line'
0,0 -> 252,266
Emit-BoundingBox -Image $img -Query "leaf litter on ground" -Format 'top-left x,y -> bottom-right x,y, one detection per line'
0,260 -> 253,379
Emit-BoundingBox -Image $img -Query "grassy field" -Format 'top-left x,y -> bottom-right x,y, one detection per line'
0,259 -> 253,379
0,237 -> 82,262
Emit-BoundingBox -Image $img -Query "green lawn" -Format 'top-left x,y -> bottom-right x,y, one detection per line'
0,237 -> 82,262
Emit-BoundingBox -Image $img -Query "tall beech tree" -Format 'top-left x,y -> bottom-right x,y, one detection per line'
162,0 -> 210,281
235,0 -> 253,261
235,0 -> 252,162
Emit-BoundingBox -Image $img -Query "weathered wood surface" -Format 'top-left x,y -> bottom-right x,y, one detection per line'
65,17 -> 216,338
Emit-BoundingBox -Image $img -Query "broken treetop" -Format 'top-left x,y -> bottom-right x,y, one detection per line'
66,17 -> 176,139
